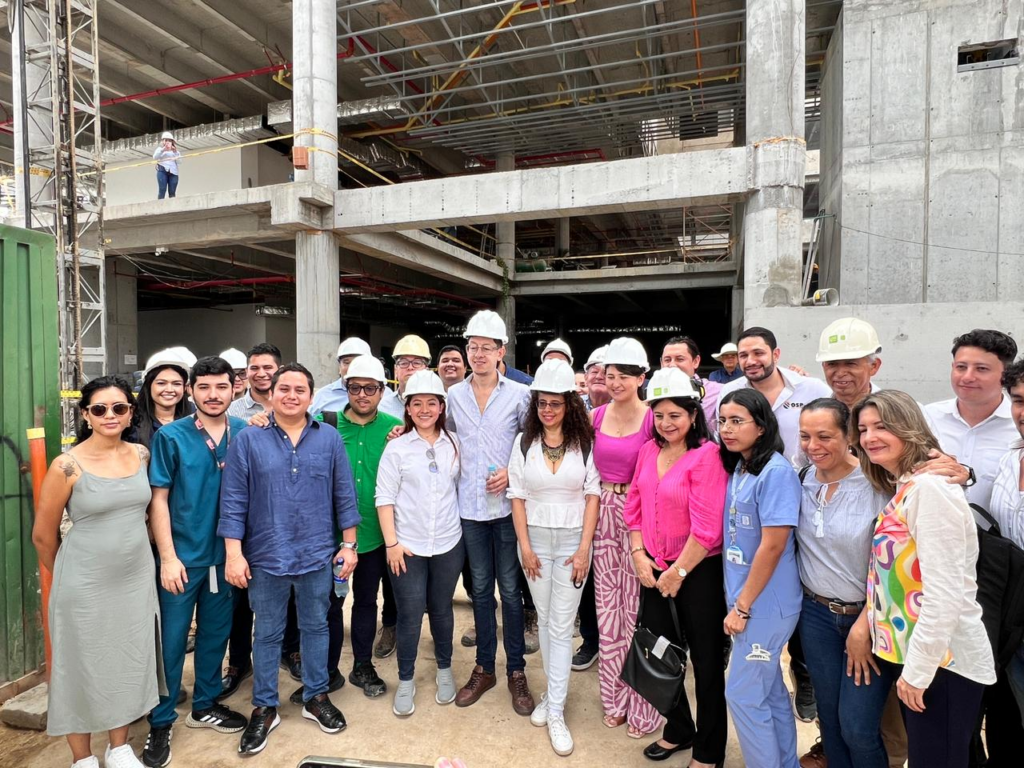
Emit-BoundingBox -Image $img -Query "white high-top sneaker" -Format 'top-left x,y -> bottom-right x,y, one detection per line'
530,692 -> 549,727
547,715 -> 574,756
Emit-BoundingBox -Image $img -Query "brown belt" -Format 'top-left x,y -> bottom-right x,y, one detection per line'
600,481 -> 629,495
803,589 -> 865,616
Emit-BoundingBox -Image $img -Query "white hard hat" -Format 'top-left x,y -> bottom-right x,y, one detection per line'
530,359 -> 577,394
603,337 -> 650,372
463,310 -> 508,344
343,354 -> 387,384
168,346 -> 198,369
646,368 -> 701,404
711,343 -> 739,361
393,334 -> 431,361
144,347 -> 192,375
402,369 -> 447,400
816,317 -> 882,362
160,131 -> 175,141
220,348 -> 247,370
541,338 -> 574,367
337,337 -> 372,359
584,345 -> 608,372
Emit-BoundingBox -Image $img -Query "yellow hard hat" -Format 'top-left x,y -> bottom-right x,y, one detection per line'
393,334 -> 431,362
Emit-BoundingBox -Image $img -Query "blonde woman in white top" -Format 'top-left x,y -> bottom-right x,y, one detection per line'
509,360 -> 600,757
376,370 -> 463,719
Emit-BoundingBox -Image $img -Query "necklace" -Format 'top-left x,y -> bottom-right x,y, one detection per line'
542,440 -> 566,462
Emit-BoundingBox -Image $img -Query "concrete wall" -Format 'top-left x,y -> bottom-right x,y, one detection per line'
818,0 -> 1024,304
747,301 -> 1024,404
105,260 -> 139,375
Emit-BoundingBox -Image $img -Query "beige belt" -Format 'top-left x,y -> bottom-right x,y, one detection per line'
600,481 -> 629,495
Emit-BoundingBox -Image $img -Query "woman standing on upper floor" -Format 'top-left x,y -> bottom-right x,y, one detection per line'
624,368 -> 729,768
589,337 -> 663,739
854,390 -> 995,768
154,132 -> 182,199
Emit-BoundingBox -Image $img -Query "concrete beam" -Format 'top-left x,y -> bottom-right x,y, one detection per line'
334,147 -> 752,233
512,262 -> 739,296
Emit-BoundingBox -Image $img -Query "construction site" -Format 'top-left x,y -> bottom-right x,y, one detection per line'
1,0 -> 1023,766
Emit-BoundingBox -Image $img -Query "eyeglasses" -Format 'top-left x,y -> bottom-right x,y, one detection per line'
234,369 -> 248,380
716,417 -> 754,430
395,358 -> 427,370
86,402 -> 132,417
347,383 -> 381,396
466,344 -> 499,355
426,448 -> 438,474
537,399 -> 565,411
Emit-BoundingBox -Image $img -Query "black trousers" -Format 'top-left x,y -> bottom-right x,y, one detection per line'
577,564 -> 599,650
639,554 -> 728,764
228,586 -> 299,669
328,545 -> 394,668
968,670 -> 1024,768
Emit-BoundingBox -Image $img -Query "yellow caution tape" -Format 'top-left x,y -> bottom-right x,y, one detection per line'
26,427 -> 46,440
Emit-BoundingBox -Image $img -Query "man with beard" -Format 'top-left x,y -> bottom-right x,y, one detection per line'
229,343 -> 281,420
438,345 -> 467,391
143,356 -> 249,768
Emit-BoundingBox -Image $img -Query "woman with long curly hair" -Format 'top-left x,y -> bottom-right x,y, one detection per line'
509,359 -> 600,757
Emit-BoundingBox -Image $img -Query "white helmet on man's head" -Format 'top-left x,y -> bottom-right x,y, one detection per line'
584,345 -> 608,372
343,355 -> 387,384
541,338 -> 574,367
463,310 -> 508,344
603,337 -> 650,372
530,359 -> 577,394
337,337 -> 372,359
219,348 -> 247,370
816,318 -> 882,362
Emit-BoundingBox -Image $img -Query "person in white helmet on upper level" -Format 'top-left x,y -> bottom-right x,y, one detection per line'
154,131 -> 182,199
221,348 -> 249,401
379,335 -> 432,420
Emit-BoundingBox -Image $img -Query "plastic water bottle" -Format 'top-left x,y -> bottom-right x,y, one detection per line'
486,464 -> 502,516
333,559 -> 349,599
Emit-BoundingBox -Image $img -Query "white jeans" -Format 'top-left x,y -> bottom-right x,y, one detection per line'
520,525 -> 590,717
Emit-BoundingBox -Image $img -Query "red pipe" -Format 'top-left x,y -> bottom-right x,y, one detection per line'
141,276 -> 294,291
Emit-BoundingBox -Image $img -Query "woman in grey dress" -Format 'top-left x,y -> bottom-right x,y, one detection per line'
33,375 -> 162,768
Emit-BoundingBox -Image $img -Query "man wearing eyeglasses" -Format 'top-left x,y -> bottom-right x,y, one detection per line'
380,334 -> 432,419
315,355 -> 403,703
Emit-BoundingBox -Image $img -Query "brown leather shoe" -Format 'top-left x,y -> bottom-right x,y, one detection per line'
799,740 -> 827,768
454,665 -> 496,708
507,670 -> 535,716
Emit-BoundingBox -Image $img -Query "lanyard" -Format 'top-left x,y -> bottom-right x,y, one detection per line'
728,466 -> 751,547
193,414 -> 229,471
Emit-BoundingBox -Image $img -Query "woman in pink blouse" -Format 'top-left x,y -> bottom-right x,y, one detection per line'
624,368 -> 729,767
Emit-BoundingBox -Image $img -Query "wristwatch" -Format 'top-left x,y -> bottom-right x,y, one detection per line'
962,464 -> 977,488
340,541 -> 358,552
675,566 -> 688,580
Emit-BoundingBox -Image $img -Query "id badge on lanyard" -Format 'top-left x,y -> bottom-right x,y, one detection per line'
194,414 -> 230,471
727,468 -> 751,565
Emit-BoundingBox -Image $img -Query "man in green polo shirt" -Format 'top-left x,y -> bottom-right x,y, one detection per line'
320,354 -> 402,699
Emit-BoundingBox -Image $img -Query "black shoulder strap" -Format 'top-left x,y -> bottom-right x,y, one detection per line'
322,411 -> 338,429
799,464 -> 812,482
970,502 -> 1002,536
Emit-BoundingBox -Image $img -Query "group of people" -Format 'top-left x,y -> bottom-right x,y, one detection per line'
32,308 -> 1024,768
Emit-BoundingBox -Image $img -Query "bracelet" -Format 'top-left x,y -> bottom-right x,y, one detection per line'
386,541 -> 400,548
734,606 -> 751,620
227,553 -> 243,563
629,545 -> 645,555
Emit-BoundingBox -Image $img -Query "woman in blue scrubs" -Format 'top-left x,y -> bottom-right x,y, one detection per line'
717,389 -> 802,768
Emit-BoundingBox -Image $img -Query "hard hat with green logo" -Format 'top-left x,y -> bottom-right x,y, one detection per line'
816,317 -> 881,362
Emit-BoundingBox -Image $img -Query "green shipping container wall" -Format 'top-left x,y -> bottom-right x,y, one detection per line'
0,224 -> 61,684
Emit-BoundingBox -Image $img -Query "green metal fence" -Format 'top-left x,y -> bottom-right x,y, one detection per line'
0,223 -> 61,684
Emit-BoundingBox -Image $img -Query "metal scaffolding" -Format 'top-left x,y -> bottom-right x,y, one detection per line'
12,0 -> 105,428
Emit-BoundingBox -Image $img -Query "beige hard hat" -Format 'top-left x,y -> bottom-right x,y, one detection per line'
816,317 -> 882,362
343,354 -> 387,383
393,334 -> 431,361
603,337 -> 650,372
711,343 -> 739,361
402,370 -> 447,400
463,310 -> 508,344
530,359 -> 576,394
646,368 -> 701,404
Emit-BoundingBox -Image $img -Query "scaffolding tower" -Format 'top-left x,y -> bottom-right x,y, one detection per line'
11,0 -> 106,435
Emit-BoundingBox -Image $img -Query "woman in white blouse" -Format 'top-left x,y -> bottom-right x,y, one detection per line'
509,359 -> 600,757
376,370 -> 463,719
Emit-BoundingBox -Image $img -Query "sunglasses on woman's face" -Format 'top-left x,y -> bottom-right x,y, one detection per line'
85,402 -> 132,418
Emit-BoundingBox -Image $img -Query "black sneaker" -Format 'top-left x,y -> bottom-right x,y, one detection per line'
570,644 -> 598,671
280,651 -> 302,681
302,693 -> 347,733
790,668 -> 818,722
217,665 -> 252,702
349,660 -> 387,698
238,707 -> 280,756
142,724 -> 172,768
185,703 -> 248,733
374,625 -> 397,658
288,668 -> 345,705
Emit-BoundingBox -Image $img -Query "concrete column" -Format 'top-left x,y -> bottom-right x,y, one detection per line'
293,0 -> 340,386
105,260 -> 138,375
496,152 -> 517,366
742,0 -> 806,312
11,3 -> 52,229
556,217 -> 570,259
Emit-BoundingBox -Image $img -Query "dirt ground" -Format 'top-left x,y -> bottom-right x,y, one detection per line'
1,590 -> 818,768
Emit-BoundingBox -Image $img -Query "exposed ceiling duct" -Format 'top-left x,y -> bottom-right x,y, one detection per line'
95,116 -> 275,163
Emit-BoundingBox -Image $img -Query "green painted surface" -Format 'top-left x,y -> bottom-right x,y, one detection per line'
0,224 -> 60,683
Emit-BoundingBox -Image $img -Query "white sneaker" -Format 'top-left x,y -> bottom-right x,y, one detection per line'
435,668 -> 457,705
104,744 -> 144,768
547,715 -> 574,757
71,758 -> 99,768
530,692 -> 549,727
393,679 -> 416,717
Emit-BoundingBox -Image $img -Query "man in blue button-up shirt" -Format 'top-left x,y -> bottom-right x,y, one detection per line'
219,363 -> 360,755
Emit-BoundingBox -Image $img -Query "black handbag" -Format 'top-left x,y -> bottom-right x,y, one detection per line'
619,588 -> 687,715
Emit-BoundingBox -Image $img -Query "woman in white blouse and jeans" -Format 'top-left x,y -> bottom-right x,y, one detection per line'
509,360 -> 600,757
376,370 -> 463,718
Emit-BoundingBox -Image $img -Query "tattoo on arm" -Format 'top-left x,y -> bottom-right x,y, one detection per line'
59,459 -> 77,482
138,445 -> 151,464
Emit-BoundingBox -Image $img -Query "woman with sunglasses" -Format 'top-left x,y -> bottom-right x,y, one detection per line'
33,376 -> 160,768
624,368 -> 729,768
854,391 -> 994,767
508,360 -> 600,756
375,370 -> 464,718
717,388 -> 802,768
131,348 -> 195,447
794,398 -> 891,768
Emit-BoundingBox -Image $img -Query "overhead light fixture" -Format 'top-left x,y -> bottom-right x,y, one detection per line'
255,305 -> 293,317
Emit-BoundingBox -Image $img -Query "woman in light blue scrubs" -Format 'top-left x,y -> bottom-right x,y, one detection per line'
717,388 -> 802,768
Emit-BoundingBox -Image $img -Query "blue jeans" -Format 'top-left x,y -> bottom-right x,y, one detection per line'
797,595 -> 893,768
388,539 -> 465,681
156,167 -> 178,199
461,516 -> 526,675
248,564 -> 331,706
